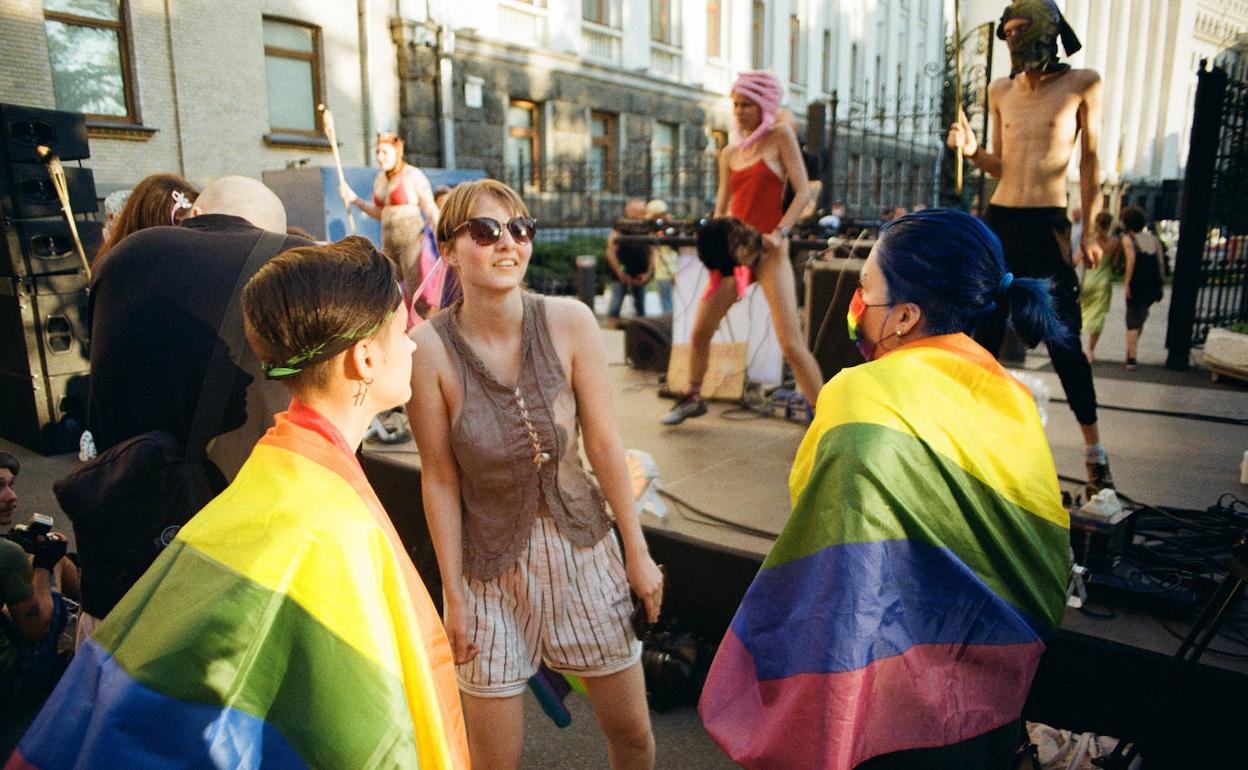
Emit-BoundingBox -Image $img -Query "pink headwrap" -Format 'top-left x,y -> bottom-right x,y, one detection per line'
732,71 -> 784,151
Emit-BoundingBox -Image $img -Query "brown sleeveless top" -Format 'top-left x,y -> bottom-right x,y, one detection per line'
429,293 -> 614,580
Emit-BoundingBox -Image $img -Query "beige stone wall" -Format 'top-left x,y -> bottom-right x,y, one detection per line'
0,0 -> 395,191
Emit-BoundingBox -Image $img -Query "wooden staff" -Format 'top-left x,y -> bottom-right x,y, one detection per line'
36,145 -> 91,281
318,104 -> 356,235
954,0 -> 964,197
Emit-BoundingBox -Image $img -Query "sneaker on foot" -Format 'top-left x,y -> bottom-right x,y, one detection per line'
1086,458 -> 1115,497
1123,358 -> 1138,371
661,396 -> 707,426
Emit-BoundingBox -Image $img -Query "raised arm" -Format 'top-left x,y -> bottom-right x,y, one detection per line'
406,326 -> 478,664
344,174 -> 384,220
1078,73 -> 1105,267
559,299 -> 663,622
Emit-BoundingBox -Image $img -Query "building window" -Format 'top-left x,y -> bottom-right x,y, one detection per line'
589,111 -> 616,192
789,14 -> 802,84
822,29 -> 832,93
707,1 -> 722,59
751,0 -> 765,69
652,121 -> 678,198
582,0 -> 610,25
262,17 -> 323,135
42,0 -> 137,121
506,99 -> 541,190
651,0 -> 674,44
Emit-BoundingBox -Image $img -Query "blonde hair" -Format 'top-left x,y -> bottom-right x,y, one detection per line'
435,178 -> 530,248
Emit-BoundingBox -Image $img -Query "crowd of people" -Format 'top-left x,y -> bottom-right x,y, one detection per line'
1,1 -> 1175,768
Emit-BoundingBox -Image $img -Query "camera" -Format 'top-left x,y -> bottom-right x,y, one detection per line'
5,512 -> 58,556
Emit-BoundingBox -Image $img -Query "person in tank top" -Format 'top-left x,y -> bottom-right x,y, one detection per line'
407,179 -> 664,770
662,71 -> 825,426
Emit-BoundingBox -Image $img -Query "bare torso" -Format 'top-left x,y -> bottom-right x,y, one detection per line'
990,69 -> 1099,208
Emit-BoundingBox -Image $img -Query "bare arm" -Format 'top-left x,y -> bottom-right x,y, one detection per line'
408,167 -> 440,228
10,566 -> 54,642
948,93 -> 1004,178
713,146 -> 733,218
558,300 -> 663,621
345,174 -> 385,219
406,325 -> 478,664
1079,74 -> 1105,266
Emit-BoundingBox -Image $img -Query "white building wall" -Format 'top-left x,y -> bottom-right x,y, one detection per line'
961,0 -> 1248,184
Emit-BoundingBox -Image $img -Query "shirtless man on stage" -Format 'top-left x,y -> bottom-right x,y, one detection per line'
947,0 -> 1114,494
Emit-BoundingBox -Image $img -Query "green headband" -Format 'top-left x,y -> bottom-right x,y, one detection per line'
262,312 -> 393,380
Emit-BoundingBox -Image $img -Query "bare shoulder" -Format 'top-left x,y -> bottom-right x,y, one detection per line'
1071,68 -> 1101,88
988,77 -> 1013,98
410,318 -> 450,369
542,295 -> 598,338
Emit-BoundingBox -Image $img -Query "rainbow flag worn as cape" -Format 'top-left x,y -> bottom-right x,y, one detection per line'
8,402 -> 470,770
699,334 -> 1069,769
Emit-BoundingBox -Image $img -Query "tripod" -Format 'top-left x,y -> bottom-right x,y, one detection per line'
1094,538 -> 1248,768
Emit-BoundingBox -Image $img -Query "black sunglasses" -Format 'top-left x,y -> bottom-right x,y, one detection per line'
452,216 -> 537,246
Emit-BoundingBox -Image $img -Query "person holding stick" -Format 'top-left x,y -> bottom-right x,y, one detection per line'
340,132 -> 440,322
946,0 -> 1115,494
661,70 -> 824,426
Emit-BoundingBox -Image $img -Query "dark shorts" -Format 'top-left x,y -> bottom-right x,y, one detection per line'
984,205 -> 1075,278
1126,298 -> 1152,330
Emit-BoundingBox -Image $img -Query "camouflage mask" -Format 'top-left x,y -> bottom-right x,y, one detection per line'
997,0 -> 1082,78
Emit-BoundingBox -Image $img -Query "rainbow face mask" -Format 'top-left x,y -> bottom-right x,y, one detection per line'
848,287 -> 892,362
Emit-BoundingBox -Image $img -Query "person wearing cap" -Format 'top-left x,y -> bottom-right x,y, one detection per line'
946,0 -> 1114,496
662,70 -> 824,426
645,199 -> 678,315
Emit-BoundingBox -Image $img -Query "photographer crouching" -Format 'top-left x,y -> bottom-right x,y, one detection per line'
0,453 -> 80,705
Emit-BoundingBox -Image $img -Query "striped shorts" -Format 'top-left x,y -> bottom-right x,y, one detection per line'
456,516 -> 642,697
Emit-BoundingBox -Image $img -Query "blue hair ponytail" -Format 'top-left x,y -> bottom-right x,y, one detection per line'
875,208 -> 1068,347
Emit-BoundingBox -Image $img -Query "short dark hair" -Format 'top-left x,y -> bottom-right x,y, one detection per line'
242,236 -> 400,389
0,452 -> 18,477
1120,205 -> 1147,233
876,208 -> 1068,347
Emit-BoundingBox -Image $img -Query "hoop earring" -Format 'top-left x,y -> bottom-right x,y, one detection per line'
353,377 -> 374,406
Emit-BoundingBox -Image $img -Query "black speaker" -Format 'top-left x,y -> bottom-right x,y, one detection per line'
805,258 -> 865,380
622,314 -> 673,372
0,103 -> 94,453
0,104 -> 89,163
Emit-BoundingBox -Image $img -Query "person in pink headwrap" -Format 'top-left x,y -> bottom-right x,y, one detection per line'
662,71 -> 824,426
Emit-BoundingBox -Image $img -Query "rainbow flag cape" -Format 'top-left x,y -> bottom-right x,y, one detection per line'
699,334 -> 1069,769
8,402 -> 470,770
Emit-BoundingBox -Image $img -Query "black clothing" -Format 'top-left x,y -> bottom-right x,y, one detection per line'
781,147 -> 820,212
615,239 -> 651,276
87,215 -> 312,479
974,205 -> 1098,426
1126,234 -> 1164,306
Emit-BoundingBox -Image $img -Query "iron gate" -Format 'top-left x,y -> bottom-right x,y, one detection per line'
1167,62 -> 1248,368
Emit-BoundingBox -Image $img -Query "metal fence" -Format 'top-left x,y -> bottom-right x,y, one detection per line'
1167,63 -> 1248,366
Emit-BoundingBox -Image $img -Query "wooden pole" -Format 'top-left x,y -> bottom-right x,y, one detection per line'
319,104 -> 356,235
36,146 -> 90,281
954,0 -> 964,198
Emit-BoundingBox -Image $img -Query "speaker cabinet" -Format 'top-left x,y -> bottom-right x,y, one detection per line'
622,314 -> 672,372
804,258 -> 865,380
1,217 -> 102,279
0,104 -> 89,163
0,163 -> 96,220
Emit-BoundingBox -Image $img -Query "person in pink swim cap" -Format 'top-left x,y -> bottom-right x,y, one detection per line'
662,71 -> 824,426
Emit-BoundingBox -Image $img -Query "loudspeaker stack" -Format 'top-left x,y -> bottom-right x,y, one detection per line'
804,257 -> 866,381
0,104 -> 97,453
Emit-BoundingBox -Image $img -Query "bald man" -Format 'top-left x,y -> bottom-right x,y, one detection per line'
86,175 -> 309,479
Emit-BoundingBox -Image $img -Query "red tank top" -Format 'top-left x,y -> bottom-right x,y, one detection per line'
729,159 -> 785,234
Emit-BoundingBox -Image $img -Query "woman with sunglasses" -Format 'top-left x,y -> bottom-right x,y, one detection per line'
408,179 -> 663,770
701,209 -> 1071,770
342,132 -> 441,322
662,70 -> 824,425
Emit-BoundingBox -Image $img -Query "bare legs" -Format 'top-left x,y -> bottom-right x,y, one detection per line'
462,663 -> 654,770
685,239 -> 824,406
1125,328 -> 1141,367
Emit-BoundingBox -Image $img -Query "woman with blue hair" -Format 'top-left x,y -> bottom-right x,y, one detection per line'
701,208 -> 1071,769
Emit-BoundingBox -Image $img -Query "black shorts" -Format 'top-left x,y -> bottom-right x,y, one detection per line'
1126,298 -> 1152,330
984,205 -> 1075,278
